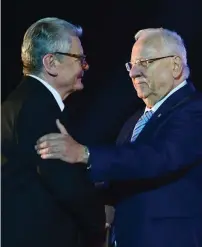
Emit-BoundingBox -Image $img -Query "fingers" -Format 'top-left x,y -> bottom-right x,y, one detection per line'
35,120 -> 70,161
36,146 -> 63,160
56,119 -> 68,135
36,146 -> 61,155
37,133 -> 62,144
36,119 -> 68,148
35,140 -> 56,151
41,153 -> 62,159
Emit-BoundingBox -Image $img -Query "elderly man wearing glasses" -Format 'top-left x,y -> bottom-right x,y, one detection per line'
1,17 -> 106,247
36,28 -> 202,247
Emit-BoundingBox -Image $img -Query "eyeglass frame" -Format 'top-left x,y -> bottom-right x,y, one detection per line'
53,51 -> 88,69
125,55 -> 175,71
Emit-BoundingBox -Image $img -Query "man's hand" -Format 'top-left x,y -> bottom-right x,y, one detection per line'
35,119 -> 88,164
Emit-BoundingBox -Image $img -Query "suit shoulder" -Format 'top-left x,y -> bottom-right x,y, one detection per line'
2,79 -> 39,109
170,91 -> 202,123
1,79 -> 51,146
185,91 -> 202,110
2,80 -> 38,123
2,77 -> 58,120
1,82 -> 37,150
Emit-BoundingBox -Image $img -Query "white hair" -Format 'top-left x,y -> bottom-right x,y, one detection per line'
135,28 -> 190,79
21,17 -> 82,75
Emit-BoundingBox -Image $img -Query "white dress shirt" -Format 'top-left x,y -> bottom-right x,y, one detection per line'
145,80 -> 187,113
28,74 -> 65,112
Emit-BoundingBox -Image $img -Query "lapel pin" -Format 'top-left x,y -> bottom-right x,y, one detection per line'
158,113 -> 162,118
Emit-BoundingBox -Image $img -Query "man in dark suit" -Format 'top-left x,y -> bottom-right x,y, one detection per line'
1,17 -> 106,247
36,28 -> 202,247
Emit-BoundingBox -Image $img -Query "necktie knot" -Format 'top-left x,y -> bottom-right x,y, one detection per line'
144,110 -> 153,120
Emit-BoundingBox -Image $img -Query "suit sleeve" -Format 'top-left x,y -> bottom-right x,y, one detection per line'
89,101 -> 202,181
17,103 -> 105,247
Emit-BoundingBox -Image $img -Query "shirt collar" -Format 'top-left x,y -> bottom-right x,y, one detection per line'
145,80 -> 187,113
28,74 -> 65,111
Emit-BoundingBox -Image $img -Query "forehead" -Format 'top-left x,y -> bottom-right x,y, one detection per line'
69,36 -> 83,54
131,37 -> 163,60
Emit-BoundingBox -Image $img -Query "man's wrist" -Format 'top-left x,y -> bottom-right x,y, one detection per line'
83,145 -> 90,164
78,145 -> 90,164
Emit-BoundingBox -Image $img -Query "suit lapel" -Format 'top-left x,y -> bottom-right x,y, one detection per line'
117,82 -> 196,145
116,109 -> 143,145
135,82 -> 196,143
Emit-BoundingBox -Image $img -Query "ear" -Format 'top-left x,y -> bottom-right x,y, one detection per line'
42,54 -> 58,76
172,56 -> 183,79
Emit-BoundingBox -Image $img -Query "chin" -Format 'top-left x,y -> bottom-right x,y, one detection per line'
72,77 -> 83,89
75,82 -> 84,91
136,90 -> 148,99
76,85 -> 84,91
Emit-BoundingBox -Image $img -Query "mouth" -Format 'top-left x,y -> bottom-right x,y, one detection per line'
77,71 -> 84,79
133,78 -> 146,85
136,81 -> 145,84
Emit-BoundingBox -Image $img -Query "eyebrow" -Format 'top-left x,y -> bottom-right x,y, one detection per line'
130,57 -> 146,62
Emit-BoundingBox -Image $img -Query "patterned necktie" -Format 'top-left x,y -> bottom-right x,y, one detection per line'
131,110 -> 153,142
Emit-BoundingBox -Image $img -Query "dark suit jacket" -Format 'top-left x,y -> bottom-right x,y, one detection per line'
89,82 -> 202,247
1,76 -> 105,247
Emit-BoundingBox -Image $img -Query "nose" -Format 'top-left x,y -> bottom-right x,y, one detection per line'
82,61 -> 89,71
129,64 -> 142,79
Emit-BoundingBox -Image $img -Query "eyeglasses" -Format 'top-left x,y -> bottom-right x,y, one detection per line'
53,52 -> 89,70
125,55 -> 175,71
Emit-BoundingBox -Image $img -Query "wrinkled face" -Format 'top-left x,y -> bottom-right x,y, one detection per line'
43,35 -> 89,98
129,38 -> 179,107
55,36 -> 88,94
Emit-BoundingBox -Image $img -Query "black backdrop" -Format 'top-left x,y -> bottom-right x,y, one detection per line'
2,0 -> 202,144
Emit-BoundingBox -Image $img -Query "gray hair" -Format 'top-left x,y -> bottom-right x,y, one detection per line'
135,28 -> 190,79
21,17 -> 82,75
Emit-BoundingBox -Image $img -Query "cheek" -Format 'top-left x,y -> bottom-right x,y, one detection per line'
148,67 -> 169,87
152,73 -> 172,95
72,63 -> 82,77
61,64 -> 78,80
144,70 -> 156,90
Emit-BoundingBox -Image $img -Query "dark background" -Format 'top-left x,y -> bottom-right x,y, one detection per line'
2,0 -> 202,144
